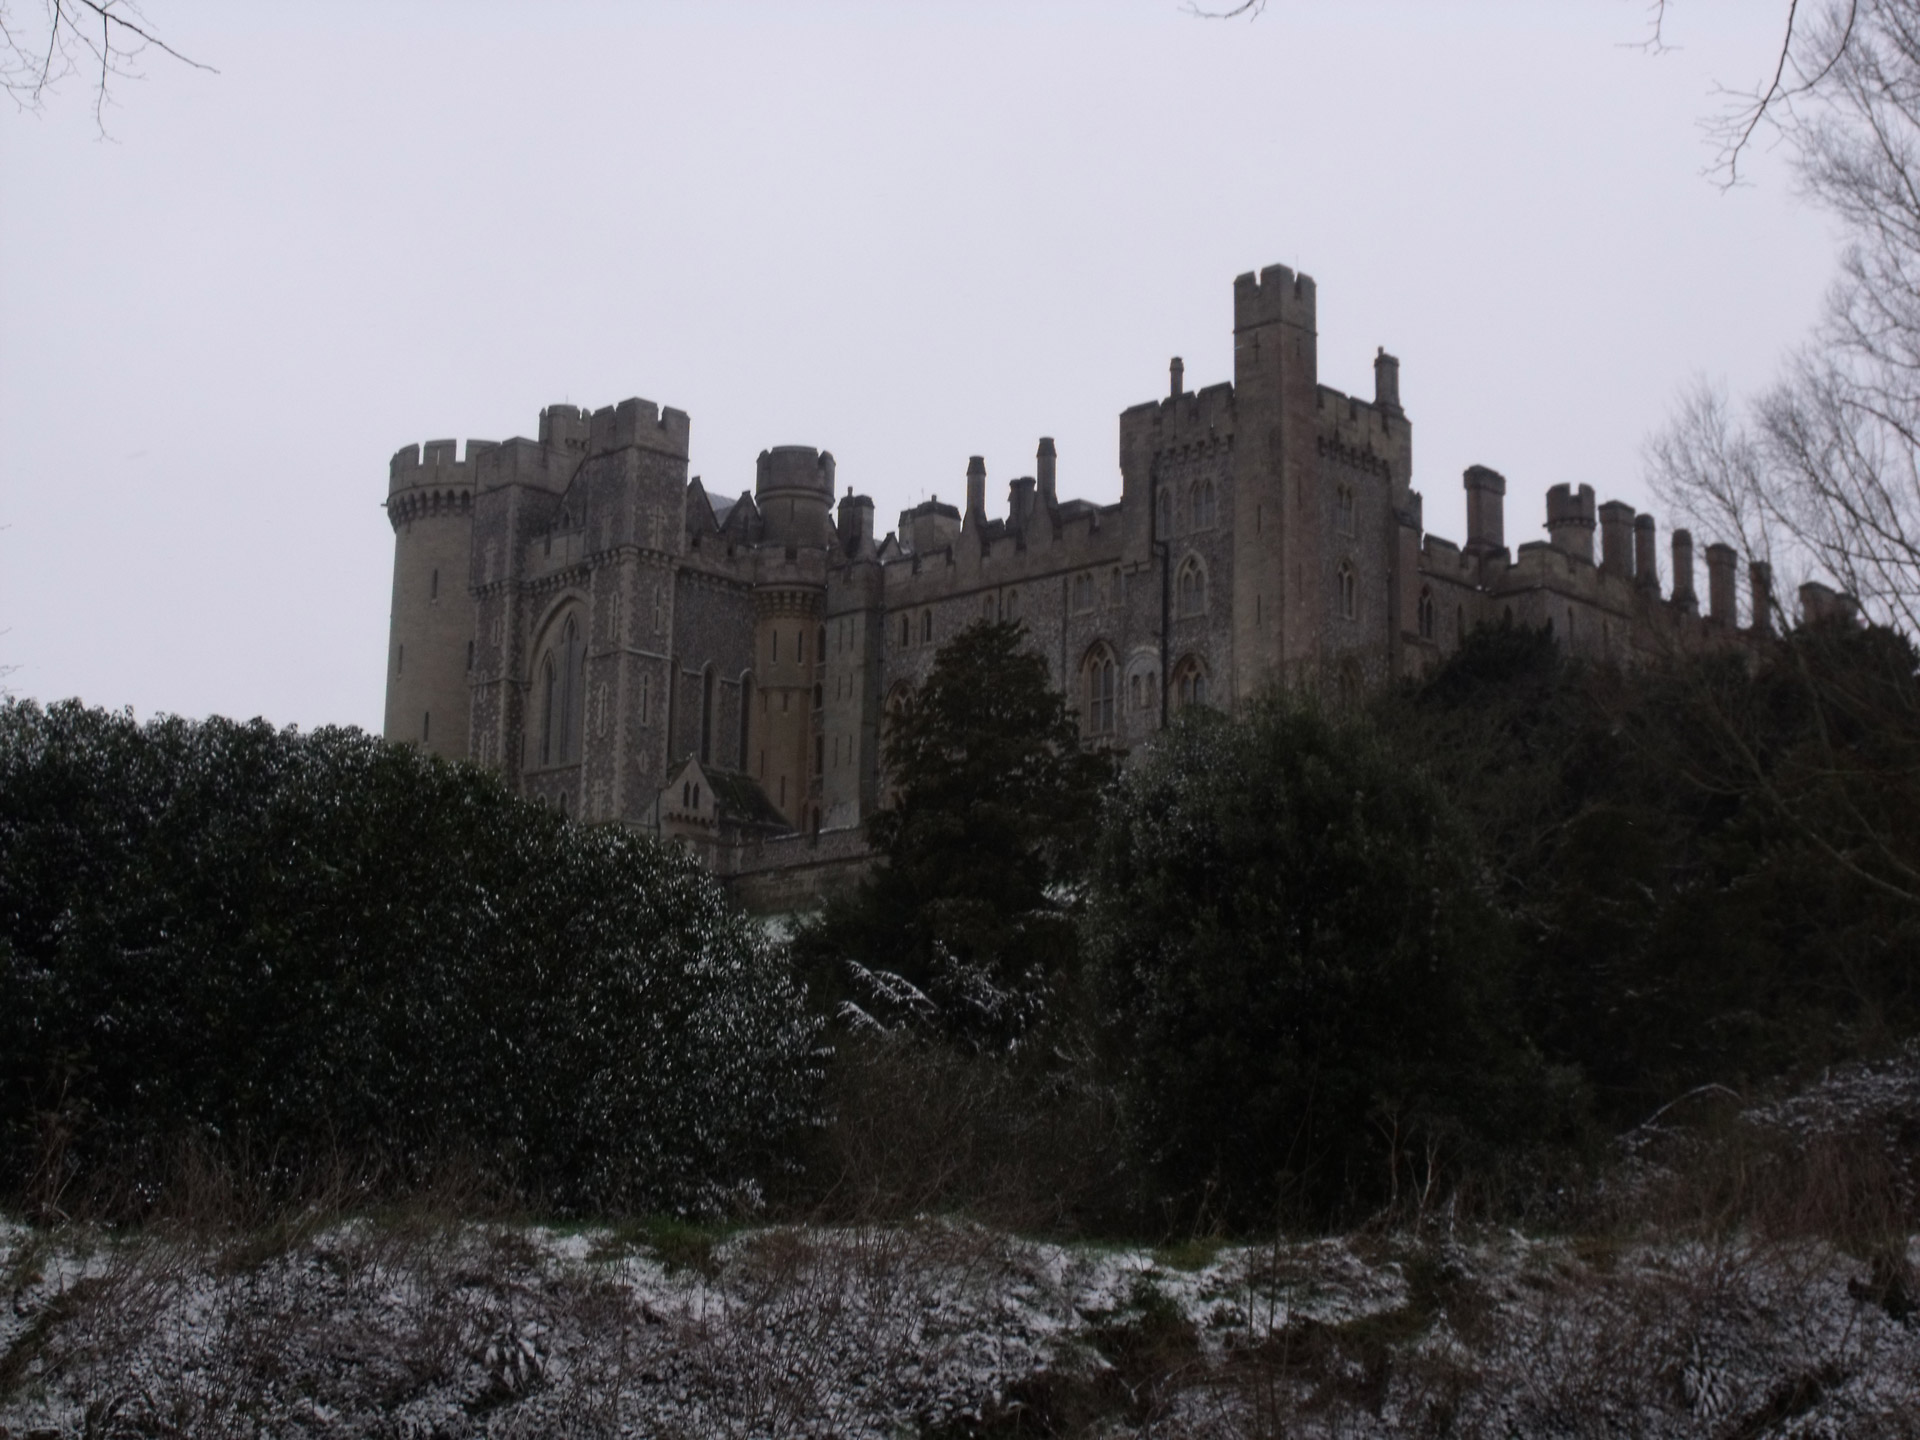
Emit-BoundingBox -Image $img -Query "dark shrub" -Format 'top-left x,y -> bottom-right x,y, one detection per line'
0,700 -> 820,1216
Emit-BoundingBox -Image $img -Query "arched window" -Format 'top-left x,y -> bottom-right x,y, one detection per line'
818,625 -> 826,661
1081,646 -> 1117,737
900,614 -> 911,647
1177,556 -> 1207,617
983,594 -> 996,622
1337,485 -> 1356,536
1171,655 -> 1210,711
538,612 -> 585,766
738,673 -> 753,768
699,664 -> 715,765
1156,486 -> 1172,538
422,710 -> 430,743
813,683 -> 823,710
1072,573 -> 1094,611
1191,479 -> 1217,530
921,609 -> 933,643
1337,563 -> 1357,621
1417,586 -> 1434,640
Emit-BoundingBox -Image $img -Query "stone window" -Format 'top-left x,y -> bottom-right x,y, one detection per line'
737,673 -> 752,765
1417,586 -> 1434,640
900,614 -> 911,647
699,665 -> 715,765
430,568 -> 439,601
639,672 -> 652,725
1072,573 -> 1095,612
422,710 -> 430,743
466,640 -> 474,672
1337,562 -> 1357,621
1191,479 -> 1217,530
921,609 -> 933,644
1337,485 -> 1356,537
1081,645 -> 1117,737
984,594 -> 997,622
537,612 -> 584,767
818,625 -> 827,660
1110,567 -> 1123,607
1156,486 -> 1172,538
396,644 -> 403,677
1171,655 -> 1210,710
1177,556 -> 1207,617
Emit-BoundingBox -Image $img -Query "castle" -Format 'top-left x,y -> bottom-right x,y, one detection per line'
383,262 -> 1804,907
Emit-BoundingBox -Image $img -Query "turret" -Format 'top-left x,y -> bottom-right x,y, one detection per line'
384,437 -> 482,760
756,446 -> 835,551
1545,483 -> 1596,562
1463,465 -> 1507,557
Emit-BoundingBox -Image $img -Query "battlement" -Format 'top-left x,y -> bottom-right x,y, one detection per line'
1234,263 -> 1317,332
388,437 -> 495,496
585,397 -> 691,458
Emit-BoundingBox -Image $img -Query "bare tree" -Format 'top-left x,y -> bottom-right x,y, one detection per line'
1650,1 -> 1920,636
2,0 -> 211,129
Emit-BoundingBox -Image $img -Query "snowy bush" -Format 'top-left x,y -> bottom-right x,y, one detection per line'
0,699 -> 821,1215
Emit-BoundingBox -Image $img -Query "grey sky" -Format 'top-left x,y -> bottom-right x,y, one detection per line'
0,0 -> 1834,731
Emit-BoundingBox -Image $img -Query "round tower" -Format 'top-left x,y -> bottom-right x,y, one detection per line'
755,446 -> 835,551
384,438 -> 480,759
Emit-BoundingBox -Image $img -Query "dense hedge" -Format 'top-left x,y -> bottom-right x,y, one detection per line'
0,700 -> 820,1215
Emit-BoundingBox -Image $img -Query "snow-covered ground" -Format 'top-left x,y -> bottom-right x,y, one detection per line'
5,1050 -> 1919,1437
2,1211 -> 1916,1437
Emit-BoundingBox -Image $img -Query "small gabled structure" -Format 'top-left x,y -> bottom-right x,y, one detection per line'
657,755 -> 790,870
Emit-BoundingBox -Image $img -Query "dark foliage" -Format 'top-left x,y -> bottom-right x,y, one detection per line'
795,621 -> 1114,1050
1385,618 -> 1920,1124
1085,696 -> 1573,1228
0,700 -> 820,1218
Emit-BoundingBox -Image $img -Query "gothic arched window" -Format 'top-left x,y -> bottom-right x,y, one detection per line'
1177,556 -> 1207,617
1337,562 -> 1357,621
1337,485 -> 1356,536
537,613 -> 585,765
1156,486 -> 1172,538
1171,655 -> 1210,711
1417,586 -> 1435,640
921,609 -> 933,644
1081,645 -> 1117,738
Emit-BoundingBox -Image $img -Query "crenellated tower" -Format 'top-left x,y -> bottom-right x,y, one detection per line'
384,439 -> 484,758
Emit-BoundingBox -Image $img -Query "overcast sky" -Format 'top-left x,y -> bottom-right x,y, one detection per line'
1,0 -> 1835,731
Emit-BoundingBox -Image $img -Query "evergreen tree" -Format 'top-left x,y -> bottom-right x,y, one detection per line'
796,620 -> 1114,1050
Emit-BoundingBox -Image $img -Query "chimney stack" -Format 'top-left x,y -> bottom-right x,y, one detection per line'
1750,560 -> 1774,635
1671,529 -> 1697,613
1170,357 -> 1185,399
1008,476 -> 1036,533
1374,347 -> 1402,415
1463,465 -> 1507,557
1599,501 -> 1637,580
1634,514 -> 1660,594
1036,437 -> 1057,508
964,456 -> 987,523
1706,542 -> 1738,623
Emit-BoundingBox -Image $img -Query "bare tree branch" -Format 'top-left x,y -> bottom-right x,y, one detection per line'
2,0 -> 213,131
